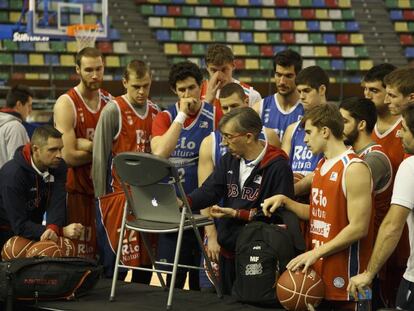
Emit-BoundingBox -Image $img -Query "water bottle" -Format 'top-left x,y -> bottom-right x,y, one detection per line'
356,288 -> 372,311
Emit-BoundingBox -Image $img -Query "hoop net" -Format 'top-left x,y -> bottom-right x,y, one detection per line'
67,24 -> 100,51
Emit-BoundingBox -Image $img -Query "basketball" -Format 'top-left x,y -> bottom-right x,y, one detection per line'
26,240 -> 62,258
1,236 -> 34,260
276,269 -> 325,311
293,173 -> 305,184
57,237 -> 77,257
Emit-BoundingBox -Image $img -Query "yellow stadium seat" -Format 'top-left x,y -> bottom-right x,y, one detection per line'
105,56 -> 120,67
162,17 -> 175,28
245,59 -> 259,70
198,31 -> 212,41
222,8 -> 235,17
262,0 -> 274,4
164,43 -> 178,54
395,22 -> 408,32
337,0 -> 351,7
233,45 -> 247,56
202,19 -> 215,29
262,8 -> 275,18
315,9 -> 328,19
9,12 -> 20,23
186,0 -> 198,4
294,21 -> 307,31
254,32 -> 267,43
398,0 -> 410,8
25,73 -> 40,80
360,60 -> 374,70
236,0 -> 249,5
66,41 -> 77,52
314,46 -> 328,57
29,53 -> 44,65
60,55 -> 75,66
35,42 -> 49,51
350,34 -> 364,44
288,0 -> 300,5
84,14 -> 97,24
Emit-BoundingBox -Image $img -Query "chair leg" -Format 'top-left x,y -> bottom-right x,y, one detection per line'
166,207 -> 187,310
141,232 -> 166,288
110,201 -> 129,301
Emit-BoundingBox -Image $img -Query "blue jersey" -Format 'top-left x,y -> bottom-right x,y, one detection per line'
211,128 -> 267,166
289,122 -> 323,175
260,94 -> 304,140
166,103 -> 215,193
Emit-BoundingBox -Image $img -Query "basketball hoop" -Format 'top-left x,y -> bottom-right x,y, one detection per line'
67,24 -> 100,51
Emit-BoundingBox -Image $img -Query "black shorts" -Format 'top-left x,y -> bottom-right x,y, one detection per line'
396,277 -> 414,310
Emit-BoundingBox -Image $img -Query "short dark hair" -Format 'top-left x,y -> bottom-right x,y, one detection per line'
402,105 -> 414,136
205,44 -> 234,66
295,66 -> 330,92
219,107 -> 262,140
301,103 -> 344,139
123,59 -> 151,80
31,125 -> 62,149
363,63 -> 397,87
384,68 -> 414,97
6,85 -> 34,108
168,61 -> 203,90
219,82 -> 246,100
273,49 -> 303,74
339,97 -> 377,134
75,47 -> 102,67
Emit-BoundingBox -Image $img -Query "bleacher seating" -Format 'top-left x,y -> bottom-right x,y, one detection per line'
139,0 -> 372,82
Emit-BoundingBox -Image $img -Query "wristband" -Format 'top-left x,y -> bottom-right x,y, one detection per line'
174,111 -> 187,125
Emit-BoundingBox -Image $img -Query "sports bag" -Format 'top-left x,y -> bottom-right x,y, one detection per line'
0,256 -> 102,310
233,209 -> 304,306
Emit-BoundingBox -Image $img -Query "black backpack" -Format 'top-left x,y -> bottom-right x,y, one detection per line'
233,210 -> 305,307
0,256 -> 102,311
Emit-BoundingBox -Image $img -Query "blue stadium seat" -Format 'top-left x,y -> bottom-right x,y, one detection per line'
406,47 -> 414,58
171,0 -> 185,3
331,59 -> 345,70
240,32 -> 253,43
45,54 -> 60,66
276,8 -> 289,19
346,21 -> 359,31
156,30 -> 170,41
0,0 -> 8,9
249,0 -> 262,5
188,18 -> 201,29
109,28 -> 121,40
323,33 -> 336,44
19,42 -> 35,51
390,10 -> 403,20
307,21 -> 320,31
273,45 -> 288,53
154,5 -> 168,16
235,8 -> 248,17
14,53 -> 28,65
312,0 -> 326,7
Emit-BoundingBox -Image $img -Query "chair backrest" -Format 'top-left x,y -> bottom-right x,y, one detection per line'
114,152 -> 179,186
114,152 -> 183,223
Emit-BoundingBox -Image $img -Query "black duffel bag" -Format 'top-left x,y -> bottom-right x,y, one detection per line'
0,256 -> 102,310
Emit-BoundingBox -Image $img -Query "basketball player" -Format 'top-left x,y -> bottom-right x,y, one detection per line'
200,44 -> 262,111
0,125 -> 83,251
262,104 -> 373,310
348,104 -> 414,311
281,66 -> 327,196
253,49 -> 303,140
92,60 -> 159,282
151,61 -> 219,290
54,47 -> 112,259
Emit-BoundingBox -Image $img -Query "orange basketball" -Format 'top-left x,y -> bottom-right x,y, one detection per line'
293,173 -> 305,184
1,236 -> 34,260
57,237 -> 77,257
276,269 -> 325,311
26,240 -> 62,258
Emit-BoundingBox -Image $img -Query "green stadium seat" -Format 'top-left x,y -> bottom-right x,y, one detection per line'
214,19 -> 227,29
259,59 -> 273,70
341,9 -> 354,19
385,0 -> 398,7
345,59 -> 359,70
0,53 -> 13,65
289,9 -> 302,19
171,30 -> 184,41
192,44 -> 205,55
3,40 -> 18,51
0,11 -> 8,22
121,55 -> 135,67
175,18 -> 187,28
333,21 -> 346,31
247,45 -> 260,56
208,7 -> 221,17
223,0 -> 237,4
212,31 -> 226,42
10,0 -> 22,9
267,33 -> 281,43
50,41 -> 66,52
316,59 -> 330,70
309,33 -> 323,44
248,8 -> 261,18
0,72 -> 10,80
355,46 -> 368,57
242,20 -> 254,30
408,22 -> 414,31
300,0 -> 313,6
289,45 -> 301,53
266,20 -> 280,30
182,6 -> 194,16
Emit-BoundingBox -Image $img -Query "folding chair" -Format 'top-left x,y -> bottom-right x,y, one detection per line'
110,152 -> 222,310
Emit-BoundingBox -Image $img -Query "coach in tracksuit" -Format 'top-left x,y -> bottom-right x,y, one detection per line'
187,107 -> 294,294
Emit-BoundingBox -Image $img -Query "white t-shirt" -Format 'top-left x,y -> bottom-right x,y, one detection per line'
391,155 -> 414,282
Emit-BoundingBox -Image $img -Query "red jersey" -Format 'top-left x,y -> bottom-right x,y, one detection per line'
310,151 -> 373,301
65,87 -> 112,195
110,95 -> 160,192
372,118 -> 404,175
